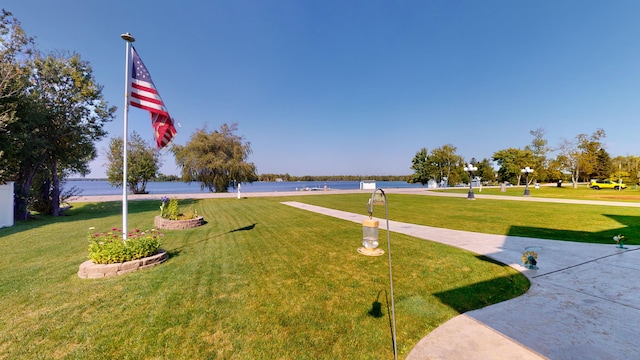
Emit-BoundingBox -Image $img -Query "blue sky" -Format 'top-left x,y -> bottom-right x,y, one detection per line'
4,1 -> 640,177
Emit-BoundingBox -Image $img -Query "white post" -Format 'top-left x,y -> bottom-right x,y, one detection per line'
0,181 -> 14,228
121,33 -> 135,239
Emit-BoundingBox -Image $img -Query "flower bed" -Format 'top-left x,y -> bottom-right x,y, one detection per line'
78,249 -> 168,278
156,197 -> 204,230
154,215 -> 204,230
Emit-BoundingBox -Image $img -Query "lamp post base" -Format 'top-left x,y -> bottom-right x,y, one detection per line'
467,190 -> 475,200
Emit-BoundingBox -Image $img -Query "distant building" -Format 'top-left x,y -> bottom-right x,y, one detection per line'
360,180 -> 376,190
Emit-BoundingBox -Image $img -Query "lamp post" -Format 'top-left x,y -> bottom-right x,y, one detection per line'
358,189 -> 397,360
464,158 -> 478,200
521,166 -> 534,196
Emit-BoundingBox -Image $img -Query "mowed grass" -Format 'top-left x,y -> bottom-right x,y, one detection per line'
437,183 -> 640,202
284,192 -> 640,244
0,196 -> 528,359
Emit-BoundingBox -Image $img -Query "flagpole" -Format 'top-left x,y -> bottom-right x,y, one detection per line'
121,32 -> 135,240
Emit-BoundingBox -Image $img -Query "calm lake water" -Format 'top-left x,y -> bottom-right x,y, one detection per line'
66,179 -> 423,196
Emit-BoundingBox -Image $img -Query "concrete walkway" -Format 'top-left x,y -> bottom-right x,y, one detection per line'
282,198 -> 640,359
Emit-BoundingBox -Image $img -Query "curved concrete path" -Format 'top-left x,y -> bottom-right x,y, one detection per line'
283,196 -> 640,359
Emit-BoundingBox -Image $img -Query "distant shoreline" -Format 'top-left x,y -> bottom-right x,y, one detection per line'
68,187 -> 432,203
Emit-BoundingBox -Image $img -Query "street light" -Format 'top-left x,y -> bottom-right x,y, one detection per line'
464,158 -> 478,200
521,166 -> 534,196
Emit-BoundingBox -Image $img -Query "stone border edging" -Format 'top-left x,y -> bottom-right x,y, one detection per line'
154,215 -> 204,230
77,249 -> 168,279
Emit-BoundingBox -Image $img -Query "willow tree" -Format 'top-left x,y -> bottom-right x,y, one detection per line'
172,123 -> 257,192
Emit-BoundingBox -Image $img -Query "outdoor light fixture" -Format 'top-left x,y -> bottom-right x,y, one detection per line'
464,158 -> 478,200
358,189 -> 397,360
521,166 -> 534,196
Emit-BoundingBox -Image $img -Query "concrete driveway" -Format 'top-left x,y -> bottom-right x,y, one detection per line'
283,196 -> 640,359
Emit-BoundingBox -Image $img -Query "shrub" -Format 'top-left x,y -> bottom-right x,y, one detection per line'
88,227 -> 163,264
165,198 -> 180,220
160,198 -> 198,220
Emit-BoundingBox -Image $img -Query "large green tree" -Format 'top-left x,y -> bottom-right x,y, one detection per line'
475,158 -> 496,183
593,148 -> 612,180
28,52 -> 114,216
106,131 -> 162,194
429,144 -> 464,186
525,128 -> 550,183
408,147 -> 430,186
172,123 -> 258,193
6,50 -> 114,219
577,129 -> 606,181
492,148 -> 534,185
408,145 -> 464,187
556,129 -> 606,187
0,10 -> 33,183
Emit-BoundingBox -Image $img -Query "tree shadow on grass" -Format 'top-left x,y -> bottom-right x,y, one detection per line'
507,214 -> 640,245
229,223 -> 256,232
168,223 -> 258,255
0,199 -> 201,237
432,272 -> 530,314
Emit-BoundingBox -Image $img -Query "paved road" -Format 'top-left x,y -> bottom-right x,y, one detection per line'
282,193 -> 640,359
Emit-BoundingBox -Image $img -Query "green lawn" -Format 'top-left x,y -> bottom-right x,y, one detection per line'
286,192 -> 640,245
0,196 -> 528,359
437,183 -> 640,202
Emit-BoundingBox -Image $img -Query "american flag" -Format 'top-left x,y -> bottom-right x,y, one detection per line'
129,46 -> 177,149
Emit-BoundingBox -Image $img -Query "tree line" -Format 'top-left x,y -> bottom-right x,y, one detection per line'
258,174 -> 409,182
410,128 -> 637,188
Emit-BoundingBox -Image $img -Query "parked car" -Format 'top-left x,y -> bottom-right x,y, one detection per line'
589,179 -> 627,190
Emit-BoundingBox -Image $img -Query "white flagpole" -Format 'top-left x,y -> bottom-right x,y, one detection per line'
120,32 -> 135,240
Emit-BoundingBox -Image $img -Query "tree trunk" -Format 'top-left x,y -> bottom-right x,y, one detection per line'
50,160 -> 61,216
14,167 -> 37,221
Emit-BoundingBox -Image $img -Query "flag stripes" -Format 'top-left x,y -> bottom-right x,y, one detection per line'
129,46 -> 176,149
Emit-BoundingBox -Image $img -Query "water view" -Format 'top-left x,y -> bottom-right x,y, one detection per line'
66,179 -> 425,196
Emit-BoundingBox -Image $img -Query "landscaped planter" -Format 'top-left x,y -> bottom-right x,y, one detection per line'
154,215 -> 204,230
77,249 -> 168,279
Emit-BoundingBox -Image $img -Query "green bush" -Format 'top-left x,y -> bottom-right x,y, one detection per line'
88,227 -> 163,264
160,197 -> 198,220
165,198 -> 180,220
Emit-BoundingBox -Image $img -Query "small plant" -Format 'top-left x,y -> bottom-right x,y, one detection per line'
165,198 -> 180,220
88,227 -> 163,264
159,196 -> 170,218
522,250 -> 538,269
613,234 -> 627,249
160,198 -> 198,220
